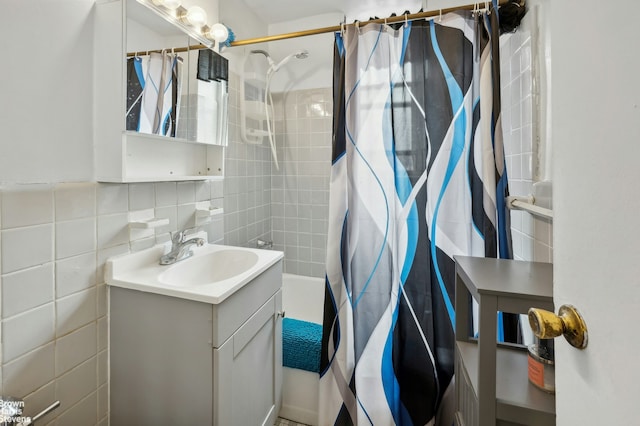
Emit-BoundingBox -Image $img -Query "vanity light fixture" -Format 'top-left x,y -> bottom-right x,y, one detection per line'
204,23 -> 229,43
179,5 -> 208,28
150,0 -> 181,10
136,0 -> 214,48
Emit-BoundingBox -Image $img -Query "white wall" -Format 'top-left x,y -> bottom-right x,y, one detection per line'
219,0 -> 268,76
267,13 -> 341,92
0,0 -> 95,184
0,0 -> 220,185
344,0 -> 422,22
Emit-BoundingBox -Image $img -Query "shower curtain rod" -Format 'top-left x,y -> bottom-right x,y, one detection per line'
127,45 -> 197,57
127,0 -> 507,56
229,0 -> 508,47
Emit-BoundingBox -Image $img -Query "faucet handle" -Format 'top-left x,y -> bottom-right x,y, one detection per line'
171,230 -> 185,245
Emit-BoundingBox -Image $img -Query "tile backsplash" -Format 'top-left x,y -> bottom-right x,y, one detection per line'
0,180 -> 223,425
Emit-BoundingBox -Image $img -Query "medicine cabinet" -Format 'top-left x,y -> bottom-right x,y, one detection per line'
95,0 -> 227,182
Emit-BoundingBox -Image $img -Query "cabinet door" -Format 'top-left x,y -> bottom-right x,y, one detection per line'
214,290 -> 282,426
110,287 -> 214,425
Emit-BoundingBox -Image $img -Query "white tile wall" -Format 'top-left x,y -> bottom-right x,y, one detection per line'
56,287 -> 97,337
55,323 -> 96,376
55,357 -> 97,413
55,253 -> 96,298
500,31 -> 553,263
2,264 -> 54,318
97,350 -> 108,386
98,383 -> 108,421
0,180 -> 225,424
271,88 -> 332,278
2,303 -> 55,362
154,205 -> 178,235
222,73 -> 332,278
177,181 -> 196,204
1,225 -> 54,274
55,391 -> 97,426
224,74 -> 333,277
155,182 -> 177,207
177,203 -> 197,230
128,183 -> 155,211
96,184 -> 128,215
97,213 -> 129,250
54,183 -> 95,221
1,185 -> 54,229
23,381 -> 56,425
3,343 -> 55,397
55,217 -> 96,259
97,317 -> 107,352
223,72 -> 273,248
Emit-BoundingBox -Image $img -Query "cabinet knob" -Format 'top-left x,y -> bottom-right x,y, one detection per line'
528,304 -> 588,349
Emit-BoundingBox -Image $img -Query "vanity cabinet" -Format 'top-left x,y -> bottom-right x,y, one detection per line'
94,0 -> 226,182
109,261 -> 283,425
453,256 -> 555,426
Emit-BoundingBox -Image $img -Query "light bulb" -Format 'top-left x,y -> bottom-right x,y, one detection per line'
205,23 -> 229,43
151,0 -> 181,10
183,6 -> 207,28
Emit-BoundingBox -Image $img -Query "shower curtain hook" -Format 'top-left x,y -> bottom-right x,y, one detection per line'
404,13 -> 408,27
439,9 -> 442,22
355,20 -> 360,33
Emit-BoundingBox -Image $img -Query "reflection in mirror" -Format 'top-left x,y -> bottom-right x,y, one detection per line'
179,44 -> 229,145
124,0 -> 228,146
126,50 -> 183,136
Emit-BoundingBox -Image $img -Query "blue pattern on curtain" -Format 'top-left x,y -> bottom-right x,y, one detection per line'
320,7 -> 511,426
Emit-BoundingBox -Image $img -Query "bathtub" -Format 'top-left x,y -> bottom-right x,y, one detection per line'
279,273 -> 324,426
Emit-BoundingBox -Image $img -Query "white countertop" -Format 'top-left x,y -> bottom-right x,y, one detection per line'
105,242 -> 283,304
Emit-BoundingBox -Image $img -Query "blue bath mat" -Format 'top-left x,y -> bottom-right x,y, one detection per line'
282,318 -> 321,373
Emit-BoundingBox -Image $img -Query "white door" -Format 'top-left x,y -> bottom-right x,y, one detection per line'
551,0 -> 640,424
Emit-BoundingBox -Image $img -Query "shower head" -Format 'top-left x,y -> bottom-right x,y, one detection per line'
271,50 -> 310,72
250,49 -> 309,73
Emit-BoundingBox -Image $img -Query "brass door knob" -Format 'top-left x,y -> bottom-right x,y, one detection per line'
528,304 -> 588,349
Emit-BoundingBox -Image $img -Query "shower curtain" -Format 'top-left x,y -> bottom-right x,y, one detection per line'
126,51 -> 183,137
320,7 -> 510,426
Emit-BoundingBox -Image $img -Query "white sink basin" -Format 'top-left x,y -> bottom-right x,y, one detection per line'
159,249 -> 259,287
105,239 -> 283,304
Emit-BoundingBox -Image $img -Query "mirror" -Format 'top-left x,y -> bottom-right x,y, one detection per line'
124,0 -> 228,146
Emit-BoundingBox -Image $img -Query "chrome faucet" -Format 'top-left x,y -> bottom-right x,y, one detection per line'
159,230 -> 205,265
